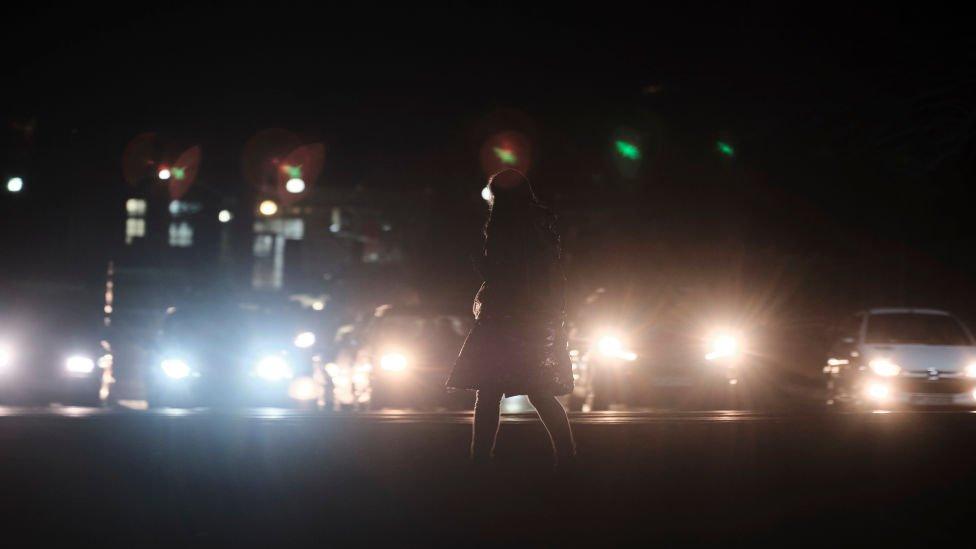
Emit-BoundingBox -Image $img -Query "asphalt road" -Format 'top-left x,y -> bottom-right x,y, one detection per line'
2,407 -> 975,546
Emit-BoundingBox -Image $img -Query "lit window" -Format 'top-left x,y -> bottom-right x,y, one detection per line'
252,234 -> 285,289
253,234 -> 274,258
169,200 -> 202,217
125,198 -> 146,216
125,218 -> 145,244
168,222 -> 194,247
253,218 -> 304,240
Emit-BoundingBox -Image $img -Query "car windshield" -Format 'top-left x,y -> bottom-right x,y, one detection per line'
865,313 -> 971,346
164,303 -> 295,345
374,314 -> 468,344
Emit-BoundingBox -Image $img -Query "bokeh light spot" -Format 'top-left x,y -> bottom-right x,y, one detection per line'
480,130 -> 532,175
6,177 -> 23,193
615,140 -> 641,160
285,177 -> 306,194
493,147 -> 518,165
259,200 -> 279,216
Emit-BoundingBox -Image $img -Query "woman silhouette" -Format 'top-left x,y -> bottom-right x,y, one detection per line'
447,169 -> 576,467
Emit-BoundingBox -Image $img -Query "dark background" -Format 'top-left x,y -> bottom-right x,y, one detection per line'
3,2 -> 976,326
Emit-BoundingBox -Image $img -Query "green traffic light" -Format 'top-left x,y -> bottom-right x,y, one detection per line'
615,140 -> 641,160
493,147 -> 518,165
717,141 -> 735,157
285,165 -> 303,178
171,166 -> 186,180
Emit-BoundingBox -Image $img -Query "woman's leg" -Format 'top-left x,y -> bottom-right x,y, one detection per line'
527,393 -> 576,461
471,389 -> 504,461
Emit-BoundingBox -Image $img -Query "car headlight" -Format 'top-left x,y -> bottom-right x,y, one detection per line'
869,358 -> 901,377
288,376 -> 320,401
255,355 -> 293,381
596,334 -> 638,361
705,332 -> 741,361
865,381 -> 891,401
0,343 -> 12,371
65,355 -> 96,374
966,363 -> 976,378
161,358 -> 191,379
380,352 -> 408,372
293,331 -> 316,349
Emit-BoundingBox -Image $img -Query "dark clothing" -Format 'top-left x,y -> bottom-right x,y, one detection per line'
471,389 -> 576,462
446,208 -> 574,397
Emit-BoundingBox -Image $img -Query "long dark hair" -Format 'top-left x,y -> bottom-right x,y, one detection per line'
483,169 -> 559,254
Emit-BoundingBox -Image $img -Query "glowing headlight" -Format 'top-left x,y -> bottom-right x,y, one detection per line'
705,333 -> 741,361
965,363 -> 976,378
255,355 -> 293,381
380,352 -> 408,372
866,382 -> 890,402
869,358 -> 901,377
598,335 -> 623,357
596,335 -> 638,361
161,358 -> 191,379
65,355 -> 96,374
0,343 -> 12,371
288,376 -> 320,401
293,331 -> 316,349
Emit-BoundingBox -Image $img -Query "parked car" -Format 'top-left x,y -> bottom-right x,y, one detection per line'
824,308 -> 976,408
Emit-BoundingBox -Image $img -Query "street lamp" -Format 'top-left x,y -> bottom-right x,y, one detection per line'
6,177 -> 24,193
218,210 -> 233,223
259,200 -> 278,216
285,177 -> 306,194
158,167 -> 172,180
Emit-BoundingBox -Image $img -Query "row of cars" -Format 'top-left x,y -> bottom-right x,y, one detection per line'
5,281 -> 976,411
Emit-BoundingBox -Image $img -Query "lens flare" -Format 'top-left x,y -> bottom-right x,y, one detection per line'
480,130 -> 531,175
615,140 -> 641,160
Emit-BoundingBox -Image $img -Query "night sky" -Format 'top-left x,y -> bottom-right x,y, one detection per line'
4,4 -> 976,317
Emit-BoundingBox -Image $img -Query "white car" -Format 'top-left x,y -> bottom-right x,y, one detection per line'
825,308 -> 976,408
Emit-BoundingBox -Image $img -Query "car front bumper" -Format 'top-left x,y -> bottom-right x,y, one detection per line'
858,377 -> 976,407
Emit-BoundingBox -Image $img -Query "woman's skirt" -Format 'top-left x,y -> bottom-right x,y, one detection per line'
446,315 -> 574,397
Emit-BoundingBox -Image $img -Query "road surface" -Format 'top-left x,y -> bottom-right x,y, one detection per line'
2,407 -> 974,545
